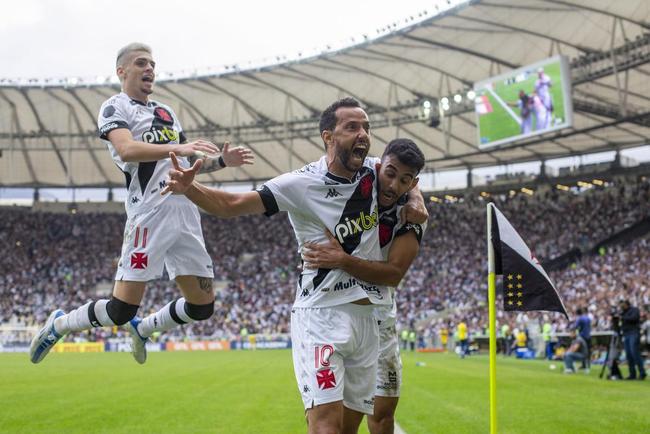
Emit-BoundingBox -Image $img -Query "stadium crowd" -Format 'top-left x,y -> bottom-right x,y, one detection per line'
1,176 -> 648,345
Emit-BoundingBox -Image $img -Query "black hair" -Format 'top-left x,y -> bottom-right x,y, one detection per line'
381,138 -> 425,174
319,97 -> 362,149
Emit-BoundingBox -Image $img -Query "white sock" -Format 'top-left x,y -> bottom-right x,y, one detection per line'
137,298 -> 194,338
53,300 -> 115,334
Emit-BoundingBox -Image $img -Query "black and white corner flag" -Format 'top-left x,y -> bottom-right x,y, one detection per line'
489,203 -> 568,319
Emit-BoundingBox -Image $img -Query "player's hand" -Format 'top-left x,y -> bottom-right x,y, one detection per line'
221,141 -> 255,167
302,230 -> 346,270
402,197 -> 428,225
175,140 -> 219,159
161,152 -> 202,195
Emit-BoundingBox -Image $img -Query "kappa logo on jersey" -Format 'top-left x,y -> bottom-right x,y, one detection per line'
325,188 -> 342,199
130,252 -> 148,269
334,205 -> 378,244
316,368 -> 336,390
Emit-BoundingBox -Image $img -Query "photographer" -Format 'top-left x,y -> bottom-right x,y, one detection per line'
620,300 -> 647,380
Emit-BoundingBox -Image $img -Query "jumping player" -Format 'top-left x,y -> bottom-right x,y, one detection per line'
161,98 -> 428,434
302,138 -> 426,434
30,42 -> 253,365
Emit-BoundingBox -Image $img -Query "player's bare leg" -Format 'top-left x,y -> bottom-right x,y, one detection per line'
342,407 -> 365,434
307,401 -> 344,434
31,281 -> 145,364
367,396 -> 399,434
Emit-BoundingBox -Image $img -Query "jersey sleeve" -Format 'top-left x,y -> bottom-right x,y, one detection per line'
256,171 -> 307,217
97,98 -> 129,140
395,219 -> 427,244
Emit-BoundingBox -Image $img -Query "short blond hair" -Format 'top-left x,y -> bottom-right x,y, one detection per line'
116,42 -> 152,67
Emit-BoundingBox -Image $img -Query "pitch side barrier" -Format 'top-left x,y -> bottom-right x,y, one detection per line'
472,331 -> 614,353
0,335 -> 292,353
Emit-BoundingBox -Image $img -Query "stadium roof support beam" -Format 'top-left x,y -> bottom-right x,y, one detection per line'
47,90 -> 111,184
157,82 -> 219,128
0,90 -> 38,184
277,65 -> 379,110
238,73 -> 320,116
18,89 -> 70,181
320,57 -> 430,100
358,47 -> 472,86
455,15 -> 596,54
401,34 -> 518,69
542,0 -> 650,30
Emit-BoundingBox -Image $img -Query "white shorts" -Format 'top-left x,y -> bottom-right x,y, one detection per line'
376,325 -> 402,397
291,303 -> 379,415
115,200 -> 214,282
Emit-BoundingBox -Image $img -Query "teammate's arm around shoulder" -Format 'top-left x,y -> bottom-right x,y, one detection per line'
302,230 -> 420,287
162,152 -> 265,218
401,184 -> 428,225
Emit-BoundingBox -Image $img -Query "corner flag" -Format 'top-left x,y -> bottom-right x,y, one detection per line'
490,204 -> 568,318
486,203 -> 568,434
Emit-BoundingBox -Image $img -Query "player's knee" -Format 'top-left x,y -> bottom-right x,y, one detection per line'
185,301 -> 214,321
106,296 -> 139,325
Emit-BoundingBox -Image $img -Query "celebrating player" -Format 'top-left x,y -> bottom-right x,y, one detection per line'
30,42 -> 254,365
161,97 -> 428,434
302,138 -> 426,434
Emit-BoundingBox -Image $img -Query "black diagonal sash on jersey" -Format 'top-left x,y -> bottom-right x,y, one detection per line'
311,168 -> 376,291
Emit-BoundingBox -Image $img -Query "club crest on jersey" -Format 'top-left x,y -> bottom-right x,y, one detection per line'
154,107 -> 174,124
379,223 -> 393,247
359,175 -> 373,198
334,205 -> 378,243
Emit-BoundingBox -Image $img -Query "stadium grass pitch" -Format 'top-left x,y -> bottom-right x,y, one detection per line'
1,350 -> 648,433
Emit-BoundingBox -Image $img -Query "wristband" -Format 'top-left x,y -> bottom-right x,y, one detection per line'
218,156 -> 226,168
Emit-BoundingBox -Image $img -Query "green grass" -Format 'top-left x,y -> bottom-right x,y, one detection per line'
1,351 -> 648,433
478,61 -> 566,146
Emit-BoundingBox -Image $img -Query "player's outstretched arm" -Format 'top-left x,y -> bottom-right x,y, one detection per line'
108,129 -> 219,162
401,184 -> 428,225
303,230 -> 420,287
189,141 -> 255,173
162,152 -> 265,218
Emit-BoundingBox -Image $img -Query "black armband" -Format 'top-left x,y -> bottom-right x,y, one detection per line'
218,156 -> 226,168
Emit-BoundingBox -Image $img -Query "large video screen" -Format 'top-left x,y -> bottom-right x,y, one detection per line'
474,55 -> 573,149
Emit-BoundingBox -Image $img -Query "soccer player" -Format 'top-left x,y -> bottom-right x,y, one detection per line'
161,97 -> 428,434
29,42 -> 254,365
301,138 -> 426,434
535,67 -> 553,122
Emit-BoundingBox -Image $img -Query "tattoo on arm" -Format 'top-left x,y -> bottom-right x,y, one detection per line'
197,277 -> 213,294
188,155 -> 225,174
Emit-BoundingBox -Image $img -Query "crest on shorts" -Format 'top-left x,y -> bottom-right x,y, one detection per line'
316,368 -> 336,390
130,252 -> 148,269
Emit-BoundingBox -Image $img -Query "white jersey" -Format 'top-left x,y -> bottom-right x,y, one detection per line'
257,155 -> 390,308
97,92 -> 193,215
374,200 -> 426,328
535,74 -> 552,108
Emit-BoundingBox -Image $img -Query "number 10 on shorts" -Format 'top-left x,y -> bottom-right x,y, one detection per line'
315,345 -> 334,369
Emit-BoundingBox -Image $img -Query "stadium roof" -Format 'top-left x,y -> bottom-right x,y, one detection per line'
1,0 -> 649,187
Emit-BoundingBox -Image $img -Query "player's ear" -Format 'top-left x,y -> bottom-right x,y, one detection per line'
408,177 -> 419,192
116,65 -> 125,81
321,130 -> 333,149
